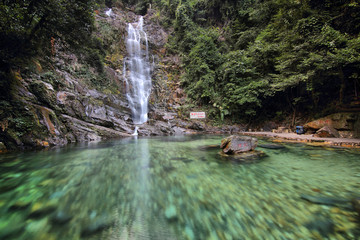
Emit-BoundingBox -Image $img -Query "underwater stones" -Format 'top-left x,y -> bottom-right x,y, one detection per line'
0,214 -> 25,239
305,217 -> 335,238
171,157 -> 193,163
352,198 -> 360,216
0,176 -> 22,193
26,218 -> 49,234
163,165 -> 176,173
51,211 -> 73,224
258,144 -> 286,149
300,194 -> 350,208
198,144 -> 220,151
220,150 -> 266,163
10,200 -> 31,210
28,202 -> 57,219
220,135 -> 258,154
165,205 -> 177,221
81,215 -> 114,237
184,226 -> 195,239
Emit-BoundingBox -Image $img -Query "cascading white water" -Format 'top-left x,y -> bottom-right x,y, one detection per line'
123,17 -> 152,125
105,9 -> 112,17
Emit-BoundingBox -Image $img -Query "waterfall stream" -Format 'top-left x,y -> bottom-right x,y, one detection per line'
124,17 -> 152,125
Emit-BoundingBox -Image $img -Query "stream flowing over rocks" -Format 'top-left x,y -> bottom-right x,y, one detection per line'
0,8 -> 209,150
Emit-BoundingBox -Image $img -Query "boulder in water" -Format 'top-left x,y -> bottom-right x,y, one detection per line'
220,135 -> 257,154
220,136 -> 265,163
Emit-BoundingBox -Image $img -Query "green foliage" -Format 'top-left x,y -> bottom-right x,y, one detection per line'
159,0 -> 360,122
181,28 -> 222,106
0,0 -> 97,71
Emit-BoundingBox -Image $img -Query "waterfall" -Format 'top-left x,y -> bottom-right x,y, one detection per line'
105,8 -> 112,17
132,126 -> 139,136
123,17 -> 152,125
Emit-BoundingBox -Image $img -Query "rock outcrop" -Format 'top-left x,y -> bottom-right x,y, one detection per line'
314,125 -> 340,138
0,7 -> 195,150
304,112 -> 360,138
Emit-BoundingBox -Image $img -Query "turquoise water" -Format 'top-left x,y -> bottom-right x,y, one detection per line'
0,135 -> 359,240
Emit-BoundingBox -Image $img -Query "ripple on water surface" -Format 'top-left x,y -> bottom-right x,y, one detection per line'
0,135 -> 359,239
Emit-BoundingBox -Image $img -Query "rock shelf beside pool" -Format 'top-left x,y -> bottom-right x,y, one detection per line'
220,135 -> 266,163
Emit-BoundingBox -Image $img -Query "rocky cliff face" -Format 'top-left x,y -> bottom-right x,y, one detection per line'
0,7 -> 202,151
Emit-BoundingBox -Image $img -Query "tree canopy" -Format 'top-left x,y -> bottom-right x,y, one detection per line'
152,0 -> 360,123
0,0 -> 96,70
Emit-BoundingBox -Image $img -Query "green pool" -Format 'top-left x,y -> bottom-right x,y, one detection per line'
0,135 -> 359,239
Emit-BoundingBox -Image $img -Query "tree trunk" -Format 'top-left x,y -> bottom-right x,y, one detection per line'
339,67 -> 345,105
292,108 -> 296,128
27,14 -> 48,43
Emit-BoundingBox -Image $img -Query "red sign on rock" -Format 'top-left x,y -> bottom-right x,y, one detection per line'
190,112 -> 206,119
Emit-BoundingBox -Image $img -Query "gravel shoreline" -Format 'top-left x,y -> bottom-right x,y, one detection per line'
242,132 -> 360,148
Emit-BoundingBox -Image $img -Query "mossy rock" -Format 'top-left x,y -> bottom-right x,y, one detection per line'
0,214 -> 25,239
29,81 -> 56,107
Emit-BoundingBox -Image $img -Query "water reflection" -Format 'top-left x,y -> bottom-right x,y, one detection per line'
0,136 -> 359,240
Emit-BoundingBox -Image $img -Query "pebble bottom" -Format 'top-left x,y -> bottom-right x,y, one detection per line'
0,136 -> 359,239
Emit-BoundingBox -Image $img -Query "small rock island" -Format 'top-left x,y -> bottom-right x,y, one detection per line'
220,135 -> 266,163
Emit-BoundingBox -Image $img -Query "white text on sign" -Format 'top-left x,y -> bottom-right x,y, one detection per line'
190,112 -> 206,119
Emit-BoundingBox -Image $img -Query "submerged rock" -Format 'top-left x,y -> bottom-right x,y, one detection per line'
165,205 -> 177,221
305,217 -> 335,237
258,144 -> 286,149
51,211 -> 73,224
219,150 -> 266,163
28,202 -> 57,219
26,218 -> 49,234
0,214 -> 25,239
352,197 -> 360,216
300,194 -> 351,209
10,200 -> 31,210
198,144 -> 220,151
220,135 -> 258,154
81,215 -> 114,237
170,157 -> 193,163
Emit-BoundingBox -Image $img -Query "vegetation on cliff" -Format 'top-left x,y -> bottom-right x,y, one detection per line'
150,0 -> 360,124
